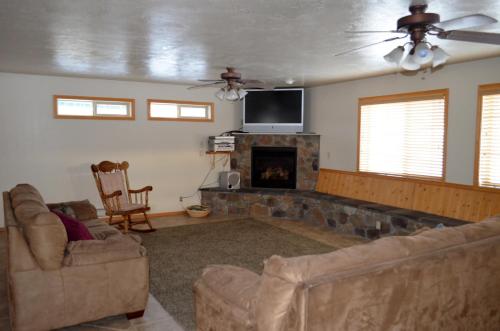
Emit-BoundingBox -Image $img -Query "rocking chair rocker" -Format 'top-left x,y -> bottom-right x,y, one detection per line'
91,161 -> 155,233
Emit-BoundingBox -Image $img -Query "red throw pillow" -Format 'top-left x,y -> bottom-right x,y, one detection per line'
51,209 -> 94,241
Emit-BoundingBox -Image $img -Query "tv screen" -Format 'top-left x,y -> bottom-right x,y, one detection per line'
243,88 -> 304,133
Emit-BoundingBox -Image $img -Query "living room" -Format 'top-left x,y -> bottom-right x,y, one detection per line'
1,1 -> 500,331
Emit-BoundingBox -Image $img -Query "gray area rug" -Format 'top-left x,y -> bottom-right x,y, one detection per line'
140,219 -> 334,330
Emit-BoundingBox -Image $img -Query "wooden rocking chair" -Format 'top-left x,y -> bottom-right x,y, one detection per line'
91,161 -> 155,233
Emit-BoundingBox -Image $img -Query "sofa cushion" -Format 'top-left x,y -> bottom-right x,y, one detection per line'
46,200 -> 98,221
49,204 -> 78,219
82,219 -> 122,240
51,210 -> 94,241
259,221 -> 485,285
22,211 -> 68,270
63,235 -> 146,266
10,184 -> 44,202
12,186 -> 68,270
11,192 -> 45,209
14,200 -> 49,222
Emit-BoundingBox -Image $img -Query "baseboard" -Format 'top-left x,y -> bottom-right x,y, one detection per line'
99,210 -> 186,221
143,210 -> 187,219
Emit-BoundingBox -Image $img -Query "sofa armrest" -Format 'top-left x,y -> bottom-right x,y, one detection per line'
7,227 -> 39,272
194,265 -> 260,330
46,199 -> 98,221
63,235 -> 146,267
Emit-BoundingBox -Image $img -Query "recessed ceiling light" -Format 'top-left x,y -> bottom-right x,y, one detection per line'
285,78 -> 295,85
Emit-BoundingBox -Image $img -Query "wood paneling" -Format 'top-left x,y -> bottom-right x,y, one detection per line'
316,168 -> 500,222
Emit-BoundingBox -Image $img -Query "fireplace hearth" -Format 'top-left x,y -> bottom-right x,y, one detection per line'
252,146 -> 297,189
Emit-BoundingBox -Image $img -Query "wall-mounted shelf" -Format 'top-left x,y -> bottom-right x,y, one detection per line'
206,151 -> 232,155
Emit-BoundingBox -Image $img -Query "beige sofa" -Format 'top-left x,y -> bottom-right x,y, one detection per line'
194,215 -> 500,330
3,184 -> 149,331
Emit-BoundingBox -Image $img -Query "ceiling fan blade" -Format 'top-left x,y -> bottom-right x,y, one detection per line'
333,35 -> 408,56
244,84 -> 275,90
437,30 -> 500,45
434,14 -> 497,31
345,30 -> 404,34
187,82 -> 226,90
240,79 -> 264,84
197,79 -> 225,82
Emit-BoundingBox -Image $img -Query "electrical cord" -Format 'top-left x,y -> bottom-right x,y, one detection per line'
180,131 -> 237,208
179,154 -> 230,209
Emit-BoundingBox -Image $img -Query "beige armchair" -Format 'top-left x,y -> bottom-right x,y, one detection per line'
91,160 -> 155,233
4,184 -> 149,331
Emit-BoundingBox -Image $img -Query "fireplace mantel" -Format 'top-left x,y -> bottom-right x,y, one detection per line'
232,132 -> 320,136
230,133 -> 320,190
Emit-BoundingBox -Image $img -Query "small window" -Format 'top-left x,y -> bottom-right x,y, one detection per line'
54,96 -> 135,120
475,84 -> 500,189
148,99 -> 214,122
358,89 -> 448,180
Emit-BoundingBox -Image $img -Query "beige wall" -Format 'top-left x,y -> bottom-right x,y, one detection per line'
2,57 -> 499,226
306,56 -> 500,186
0,73 -> 238,227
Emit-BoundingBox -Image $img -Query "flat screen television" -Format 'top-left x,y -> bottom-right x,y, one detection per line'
243,88 -> 304,133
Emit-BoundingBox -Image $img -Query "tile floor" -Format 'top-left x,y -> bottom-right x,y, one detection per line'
0,215 -> 366,330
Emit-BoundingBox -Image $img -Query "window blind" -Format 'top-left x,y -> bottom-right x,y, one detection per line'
359,92 -> 447,179
478,91 -> 500,188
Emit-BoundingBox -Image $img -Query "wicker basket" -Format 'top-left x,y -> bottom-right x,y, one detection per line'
186,205 -> 210,218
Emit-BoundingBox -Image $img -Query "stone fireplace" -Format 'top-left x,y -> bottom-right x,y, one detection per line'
202,133 -> 468,240
251,146 -> 297,189
230,133 -> 320,190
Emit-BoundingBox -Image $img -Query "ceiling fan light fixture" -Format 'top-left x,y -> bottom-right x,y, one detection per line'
238,89 -> 248,99
225,88 -> 239,101
215,88 -> 226,101
431,46 -> 450,68
400,53 -> 420,71
413,42 -> 434,65
340,6 -> 500,73
383,46 -> 405,64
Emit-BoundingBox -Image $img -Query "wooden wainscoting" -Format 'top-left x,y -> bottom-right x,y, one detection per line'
316,169 -> 500,222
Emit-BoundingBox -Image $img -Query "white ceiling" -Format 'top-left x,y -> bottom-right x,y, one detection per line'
1,0 -> 499,87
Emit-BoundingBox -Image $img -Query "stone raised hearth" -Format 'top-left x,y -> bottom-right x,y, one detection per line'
203,133 -> 466,239
200,188 -> 468,239
230,133 -> 320,190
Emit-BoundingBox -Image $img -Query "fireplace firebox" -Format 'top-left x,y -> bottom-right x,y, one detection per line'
251,146 -> 297,189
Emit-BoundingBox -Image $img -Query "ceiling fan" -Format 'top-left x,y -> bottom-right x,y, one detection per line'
188,67 -> 269,101
335,3 -> 500,70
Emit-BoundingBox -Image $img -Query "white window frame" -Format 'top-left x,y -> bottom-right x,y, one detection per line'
54,95 -> 135,120
475,83 -> 500,189
357,89 -> 449,181
147,99 -> 214,122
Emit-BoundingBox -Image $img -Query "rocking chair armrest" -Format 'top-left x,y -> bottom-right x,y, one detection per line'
129,186 -> 153,194
102,190 -> 123,199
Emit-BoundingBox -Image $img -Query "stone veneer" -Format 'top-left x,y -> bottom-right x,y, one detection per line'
200,188 -> 468,239
230,133 -> 320,190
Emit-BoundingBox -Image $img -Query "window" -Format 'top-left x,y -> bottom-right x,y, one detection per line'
358,89 -> 448,180
54,95 -> 135,120
148,99 -> 214,122
475,84 -> 500,189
